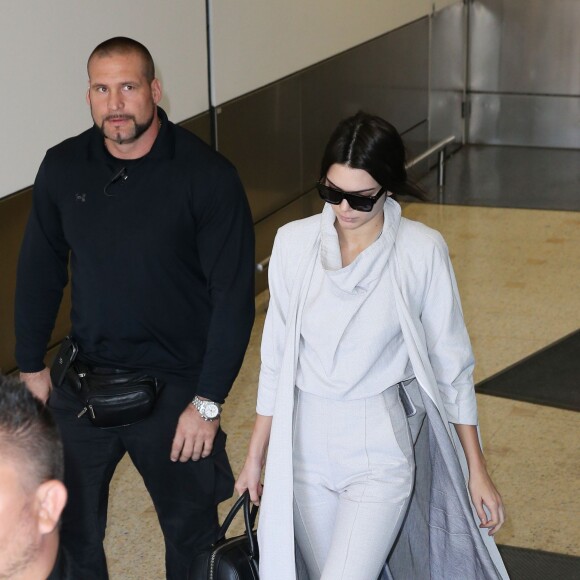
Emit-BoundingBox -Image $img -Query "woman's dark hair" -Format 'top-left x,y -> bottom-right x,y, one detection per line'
320,111 -> 427,200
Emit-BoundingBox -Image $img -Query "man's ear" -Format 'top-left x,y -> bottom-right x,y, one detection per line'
151,78 -> 162,104
35,480 -> 68,535
86,79 -> 92,107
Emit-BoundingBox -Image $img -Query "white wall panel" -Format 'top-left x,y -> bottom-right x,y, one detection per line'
0,0 -> 207,199
209,0 -> 432,106
435,0 -> 462,11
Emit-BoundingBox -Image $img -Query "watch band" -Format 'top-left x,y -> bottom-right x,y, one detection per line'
192,396 -> 222,421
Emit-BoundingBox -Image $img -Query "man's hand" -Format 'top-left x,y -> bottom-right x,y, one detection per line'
170,403 -> 220,462
20,367 -> 52,403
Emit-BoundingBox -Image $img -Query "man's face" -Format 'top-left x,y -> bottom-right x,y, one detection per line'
87,51 -> 161,145
0,462 -> 40,579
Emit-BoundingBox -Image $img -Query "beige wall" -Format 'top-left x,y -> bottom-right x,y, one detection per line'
209,0 -> 436,105
0,0 -> 208,199
0,1 -> 453,199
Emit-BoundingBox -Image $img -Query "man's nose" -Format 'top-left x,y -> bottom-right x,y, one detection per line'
108,90 -> 124,110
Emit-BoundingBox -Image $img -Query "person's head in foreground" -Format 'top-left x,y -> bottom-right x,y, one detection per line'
0,375 -> 67,580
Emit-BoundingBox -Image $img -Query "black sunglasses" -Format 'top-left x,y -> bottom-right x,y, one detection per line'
316,182 -> 386,212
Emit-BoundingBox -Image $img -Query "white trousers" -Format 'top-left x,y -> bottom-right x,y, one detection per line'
292,386 -> 415,580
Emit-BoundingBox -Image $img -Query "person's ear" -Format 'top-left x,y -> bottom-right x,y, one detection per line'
151,78 -> 162,104
35,480 -> 68,535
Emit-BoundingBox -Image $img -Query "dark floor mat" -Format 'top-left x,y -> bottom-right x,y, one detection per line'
475,330 -> 580,411
498,545 -> 580,580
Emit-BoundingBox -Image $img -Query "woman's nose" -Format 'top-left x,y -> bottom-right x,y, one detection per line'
339,198 -> 351,210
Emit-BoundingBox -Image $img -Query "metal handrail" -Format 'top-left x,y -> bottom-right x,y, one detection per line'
256,256 -> 270,273
405,135 -> 455,169
406,135 -> 455,188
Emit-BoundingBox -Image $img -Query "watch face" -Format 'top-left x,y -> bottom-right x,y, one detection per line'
204,403 -> 219,419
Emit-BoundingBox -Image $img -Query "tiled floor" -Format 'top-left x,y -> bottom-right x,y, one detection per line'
103,201 -> 580,578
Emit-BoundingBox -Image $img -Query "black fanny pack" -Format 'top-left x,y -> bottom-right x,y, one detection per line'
51,337 -> 164,428
67,362 -> 164,428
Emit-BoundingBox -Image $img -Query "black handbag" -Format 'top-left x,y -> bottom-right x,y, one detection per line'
189,490 -> 259,580
65,360 -> 164,428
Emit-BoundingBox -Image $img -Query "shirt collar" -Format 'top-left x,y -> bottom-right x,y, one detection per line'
319,197 -> 402,293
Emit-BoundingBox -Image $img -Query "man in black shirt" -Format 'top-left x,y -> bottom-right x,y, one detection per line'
0,375 -> 76,580
15,37 -> 255,578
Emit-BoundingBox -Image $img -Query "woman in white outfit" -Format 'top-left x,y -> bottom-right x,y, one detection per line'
236,112 -> 508,580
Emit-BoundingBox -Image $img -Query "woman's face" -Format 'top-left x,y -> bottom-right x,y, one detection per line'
324,164 -> 387,232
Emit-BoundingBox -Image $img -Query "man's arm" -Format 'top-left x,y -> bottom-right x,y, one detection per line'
19,368 -> 52,403
170,161 -> 255,462
15,158 -> 70,400
193,163 -> 256,402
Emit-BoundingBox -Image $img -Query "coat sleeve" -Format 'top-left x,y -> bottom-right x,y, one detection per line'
256,231 -> 290,416
15,157 -> 70,372
420,234 -> 478,425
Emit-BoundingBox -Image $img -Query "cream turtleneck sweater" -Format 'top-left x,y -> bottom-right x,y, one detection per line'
295,199 -> 412,399
257,198 -> 477,426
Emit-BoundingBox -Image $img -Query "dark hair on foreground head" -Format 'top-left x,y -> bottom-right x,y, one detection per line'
88,36 -> 156,83
0,375 -> 64,487
320,111 -> 427,201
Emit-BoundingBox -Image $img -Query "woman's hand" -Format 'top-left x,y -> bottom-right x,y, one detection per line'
235,455 -> 264,506
236,414 -> 272,506
454,423 -> 506,536
468,465 -> 505,536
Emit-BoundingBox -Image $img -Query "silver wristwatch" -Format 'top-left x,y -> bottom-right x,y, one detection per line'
191,396 -> 222,421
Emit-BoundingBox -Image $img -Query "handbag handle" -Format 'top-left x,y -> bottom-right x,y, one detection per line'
217,490 -> 259,558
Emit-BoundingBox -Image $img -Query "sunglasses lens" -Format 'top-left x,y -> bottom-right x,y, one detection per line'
316,184 -> 342,205
317,182 -> 382,212
345,195 -> 372,212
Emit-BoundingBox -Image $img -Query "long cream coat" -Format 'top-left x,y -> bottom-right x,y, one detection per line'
256,200 -> 509,579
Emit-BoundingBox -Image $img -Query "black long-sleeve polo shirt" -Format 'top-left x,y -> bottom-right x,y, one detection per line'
15,107 -> 255,403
